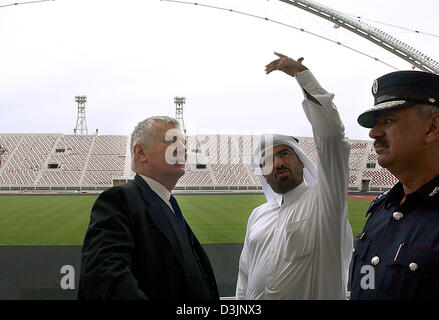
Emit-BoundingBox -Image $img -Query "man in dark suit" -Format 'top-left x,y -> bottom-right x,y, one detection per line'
78,116 -> 219,300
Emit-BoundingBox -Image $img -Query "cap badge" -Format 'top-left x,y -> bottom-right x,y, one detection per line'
372,79 -> 378,95
429,186 -> 439,197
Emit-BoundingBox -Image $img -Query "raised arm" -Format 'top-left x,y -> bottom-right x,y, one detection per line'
265,53 -> 353,298
265,52 -> 350,216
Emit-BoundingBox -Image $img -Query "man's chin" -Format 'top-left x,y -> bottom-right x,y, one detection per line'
272,180 -> 296,194
377,155 -> 391,169
276,173 -> 291,182
176,165 -> 186,176
167,163 -> 185,176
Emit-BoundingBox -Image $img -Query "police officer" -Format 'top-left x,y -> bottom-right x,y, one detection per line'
350,70 -> 439,300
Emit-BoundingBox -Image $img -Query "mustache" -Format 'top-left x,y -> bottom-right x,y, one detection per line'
374,138 -> 389,148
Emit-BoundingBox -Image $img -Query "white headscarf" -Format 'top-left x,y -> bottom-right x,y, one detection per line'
252,134 -> 317,202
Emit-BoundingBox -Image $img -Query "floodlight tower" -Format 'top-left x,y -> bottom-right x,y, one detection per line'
174,96 -> 186,135
74,95 -> 88,135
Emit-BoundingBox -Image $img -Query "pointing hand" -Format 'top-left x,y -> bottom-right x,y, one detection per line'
265,52 -> 308,77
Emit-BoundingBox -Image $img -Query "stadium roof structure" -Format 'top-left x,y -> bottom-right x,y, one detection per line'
280,0 -> 439,74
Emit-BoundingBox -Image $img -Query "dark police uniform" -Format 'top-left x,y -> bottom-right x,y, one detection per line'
350,176 -> 439,299
351,70 -> 439,300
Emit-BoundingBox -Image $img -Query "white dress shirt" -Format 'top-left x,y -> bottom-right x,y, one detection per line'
140,174 -> 174,212
236,70 -> 353,300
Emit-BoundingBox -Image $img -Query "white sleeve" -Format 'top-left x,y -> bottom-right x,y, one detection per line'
296,70 -> 353,298
295,70 -> 350,218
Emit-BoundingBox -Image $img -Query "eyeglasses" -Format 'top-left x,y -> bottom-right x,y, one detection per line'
0,147 -> 6,156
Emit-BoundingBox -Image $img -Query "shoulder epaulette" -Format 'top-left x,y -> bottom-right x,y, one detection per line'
365,191 -> 389,217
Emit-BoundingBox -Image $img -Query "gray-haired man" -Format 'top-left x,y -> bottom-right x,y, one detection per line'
78,116 -> 219,300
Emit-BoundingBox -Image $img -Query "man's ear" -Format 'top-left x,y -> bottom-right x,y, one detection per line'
133,144 -> 148,163
425,114 -> 439,144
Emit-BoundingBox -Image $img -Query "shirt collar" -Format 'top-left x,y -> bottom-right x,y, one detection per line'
139,174 -> 172,204
385,182 -> 404,207
274,182 -> 308,207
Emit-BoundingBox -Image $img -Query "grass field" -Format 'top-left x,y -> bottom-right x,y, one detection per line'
0,194 -> 370,245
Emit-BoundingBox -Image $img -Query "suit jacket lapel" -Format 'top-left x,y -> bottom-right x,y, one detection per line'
133,174 -> 186,268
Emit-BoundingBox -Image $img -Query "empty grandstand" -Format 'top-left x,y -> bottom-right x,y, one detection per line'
0,133 -> 396,192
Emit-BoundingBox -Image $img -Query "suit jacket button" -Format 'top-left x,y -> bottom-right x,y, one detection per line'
409,262 -> 418,271
371,256 -> 380,265
392,211 -> 404,220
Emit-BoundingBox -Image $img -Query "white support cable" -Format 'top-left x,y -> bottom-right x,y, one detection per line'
161,0 -> 398,70
343,13 -> 439,39
0,0 -> 54,9
279,0 -> 439,74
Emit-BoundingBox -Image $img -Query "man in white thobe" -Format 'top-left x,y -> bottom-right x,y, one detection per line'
236,53 -> 353,300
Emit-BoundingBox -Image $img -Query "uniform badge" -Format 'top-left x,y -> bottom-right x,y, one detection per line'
372,79 -> 378,95
429,186 -> 439,197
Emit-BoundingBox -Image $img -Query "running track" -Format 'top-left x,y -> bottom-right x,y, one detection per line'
348,195 -> 375,201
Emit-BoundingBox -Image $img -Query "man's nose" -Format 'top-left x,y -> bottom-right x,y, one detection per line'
273,155 -> 284,169
369,123 -> 383,140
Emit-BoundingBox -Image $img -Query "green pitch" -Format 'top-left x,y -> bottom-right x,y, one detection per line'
0,194 -> 370,245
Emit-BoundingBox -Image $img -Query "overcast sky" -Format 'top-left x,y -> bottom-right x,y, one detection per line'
1,0 -> 438,140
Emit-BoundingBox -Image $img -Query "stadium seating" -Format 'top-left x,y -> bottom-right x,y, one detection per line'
177,167 -> 213,186
210,164 -> 255,185
297,137 -> 318,166
0,133 -> 396,191
361,168 -> 399,188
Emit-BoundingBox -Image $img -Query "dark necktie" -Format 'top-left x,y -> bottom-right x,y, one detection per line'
169,194 -> 185,224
